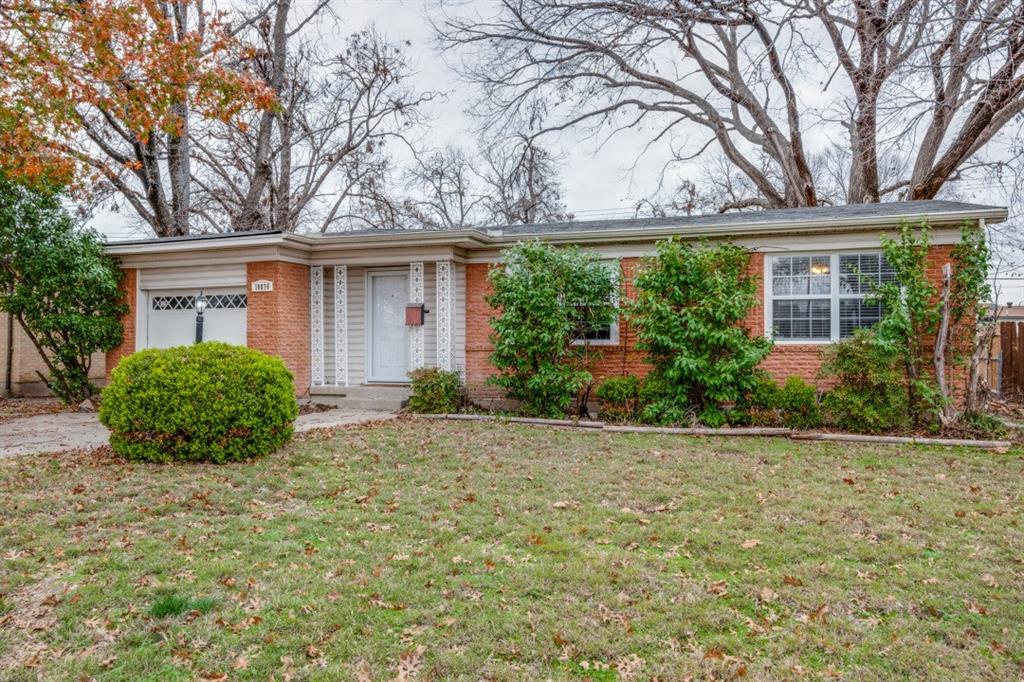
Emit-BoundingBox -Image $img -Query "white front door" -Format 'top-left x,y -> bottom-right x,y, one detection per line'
367,272 -> 409,382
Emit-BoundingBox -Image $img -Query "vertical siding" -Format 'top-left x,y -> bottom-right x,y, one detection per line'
314,262 -> 447,385
423,262 -> 437,367
348,266 -> 366,385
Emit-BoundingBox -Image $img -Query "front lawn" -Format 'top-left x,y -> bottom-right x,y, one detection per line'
1,420 -> 1021,680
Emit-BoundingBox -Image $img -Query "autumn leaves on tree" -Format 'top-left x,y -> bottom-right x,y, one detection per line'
0,0 -> 273,235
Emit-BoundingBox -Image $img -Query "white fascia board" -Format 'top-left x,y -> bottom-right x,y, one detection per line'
105,232 -> 308,257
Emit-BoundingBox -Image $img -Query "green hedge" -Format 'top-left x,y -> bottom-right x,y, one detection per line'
99,342 -> 298,463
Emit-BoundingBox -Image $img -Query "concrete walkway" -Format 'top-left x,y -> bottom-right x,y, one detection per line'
0,408 -> 396,458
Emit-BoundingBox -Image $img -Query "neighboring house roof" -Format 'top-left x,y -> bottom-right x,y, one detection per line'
996,306 -> 1024,321
105,200 -> 1008,256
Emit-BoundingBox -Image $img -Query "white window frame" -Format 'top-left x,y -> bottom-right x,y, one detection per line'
572,260 -> 620,347
764,251 -> 891,344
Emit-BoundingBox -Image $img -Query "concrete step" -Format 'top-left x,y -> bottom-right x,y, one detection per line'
308,384 -> 410,411
310,396 -> 407,411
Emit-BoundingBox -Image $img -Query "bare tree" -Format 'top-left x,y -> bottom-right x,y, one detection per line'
192,5 -> 433,233
399,144 -> 486,229
479,135 -> 571,224
436,0 -> 1024,211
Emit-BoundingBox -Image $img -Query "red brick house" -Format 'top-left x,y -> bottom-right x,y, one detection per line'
104,201 -> 1007,406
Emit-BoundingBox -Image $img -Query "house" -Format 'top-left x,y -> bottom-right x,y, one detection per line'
103,201 -> 1007,408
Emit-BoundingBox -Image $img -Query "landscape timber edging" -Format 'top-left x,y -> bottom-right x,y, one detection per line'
412,414 -> 1013,450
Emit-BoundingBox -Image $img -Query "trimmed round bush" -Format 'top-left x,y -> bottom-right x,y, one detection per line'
99,342 -> 298,463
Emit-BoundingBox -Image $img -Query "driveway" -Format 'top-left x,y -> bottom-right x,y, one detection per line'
0,408 -> 397,458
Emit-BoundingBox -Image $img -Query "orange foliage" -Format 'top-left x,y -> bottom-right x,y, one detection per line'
0,0 -> 273,185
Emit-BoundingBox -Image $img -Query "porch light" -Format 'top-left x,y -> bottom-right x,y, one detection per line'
194,291 -> 209,315
194,291 -> 208,343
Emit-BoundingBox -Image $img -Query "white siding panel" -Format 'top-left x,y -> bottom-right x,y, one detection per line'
140,264 -> 246,290
423,262 -> 437,367
348,266 -> 366,385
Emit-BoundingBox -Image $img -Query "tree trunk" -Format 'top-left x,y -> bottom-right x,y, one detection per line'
848,88 -> 881,203
235,0 -> 290,231
933,263 -> 957,426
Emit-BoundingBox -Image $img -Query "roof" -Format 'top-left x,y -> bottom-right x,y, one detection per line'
105,200 -> 1008,255
325,200 -> 1005,238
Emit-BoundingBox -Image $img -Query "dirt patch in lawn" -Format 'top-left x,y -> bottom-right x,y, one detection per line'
0,420 -> 1021,680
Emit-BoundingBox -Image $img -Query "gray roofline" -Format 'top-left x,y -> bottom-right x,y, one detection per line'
104,201 -> 1008,256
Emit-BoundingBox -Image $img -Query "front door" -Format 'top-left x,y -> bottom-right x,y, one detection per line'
367,272 -> 410,382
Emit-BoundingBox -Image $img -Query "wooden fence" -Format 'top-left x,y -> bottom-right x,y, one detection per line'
998,321 -> 1024,395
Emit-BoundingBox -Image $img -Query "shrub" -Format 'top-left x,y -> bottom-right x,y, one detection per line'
408,367 -> 462,414
735,373 -> 781,426
100,342 -> 297,463
628,238 -> 772,426
959,411 -> 1007,439
487,241 -> 617,418
636,374 -> 690,426
734,375 -> 822,429
776,376 -> 822,430
0,173 -> 126,404
594,375 -> 641,423
820,330 -> 908,433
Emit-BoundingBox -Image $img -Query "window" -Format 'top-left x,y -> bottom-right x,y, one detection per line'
151,293 -> 247,311
574,261 -> 620,346
768,252 -> 894,342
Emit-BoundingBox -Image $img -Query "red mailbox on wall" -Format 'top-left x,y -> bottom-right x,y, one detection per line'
405,303 -> 426,326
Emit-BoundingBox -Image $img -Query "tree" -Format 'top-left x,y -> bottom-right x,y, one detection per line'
0,174 -> 126,404
436,0 -> 1024,211
480,136 -> 572,225
192,9 -> 433,233
487,242 -> 616,417
0,0 -> 273,236
628,239 -> 772,426
400,145 -> 487,229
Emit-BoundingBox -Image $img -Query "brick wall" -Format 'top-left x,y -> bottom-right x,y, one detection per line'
465,263 -> 500,396
105,268 -> 137,378
247,261 -> 311,396
463,245 -> 962,398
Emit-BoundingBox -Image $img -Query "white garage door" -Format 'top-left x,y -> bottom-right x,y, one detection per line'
146,289 -> 248,349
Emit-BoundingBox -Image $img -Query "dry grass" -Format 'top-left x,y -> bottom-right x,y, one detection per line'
0,419 -> 1022,680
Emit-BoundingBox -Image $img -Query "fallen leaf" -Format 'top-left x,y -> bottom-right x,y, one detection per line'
741,539 -> 761,549
707,580 -> 729,597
